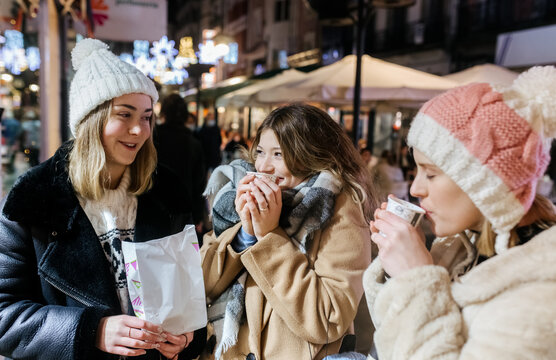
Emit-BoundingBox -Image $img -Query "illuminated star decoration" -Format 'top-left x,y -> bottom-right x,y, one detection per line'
26,47 -> 40,71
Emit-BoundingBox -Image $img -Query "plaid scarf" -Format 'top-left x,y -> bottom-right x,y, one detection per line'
203,159 -> 342,358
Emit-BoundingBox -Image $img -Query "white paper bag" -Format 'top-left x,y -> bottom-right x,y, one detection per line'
122,225 -> 207,334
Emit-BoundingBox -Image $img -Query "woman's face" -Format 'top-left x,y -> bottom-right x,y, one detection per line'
410,149 -> 484,237
102,93 -> 153,175
255,129 -> 304,189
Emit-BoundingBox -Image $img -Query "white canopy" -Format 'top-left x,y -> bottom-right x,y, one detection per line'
444,63 -> 519,86
256,55 -> 458,104
216,69 -> 308,108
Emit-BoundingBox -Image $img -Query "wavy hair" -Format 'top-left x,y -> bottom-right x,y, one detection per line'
248,103 -> 379,221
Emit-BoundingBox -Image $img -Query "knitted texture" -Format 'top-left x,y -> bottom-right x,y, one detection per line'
69,38 -> 159,136
77,168 -> 137,314
408,66 -> 556,254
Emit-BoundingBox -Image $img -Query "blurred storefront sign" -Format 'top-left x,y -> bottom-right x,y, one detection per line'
92,0 -> 167,42
496,24 -> 556,68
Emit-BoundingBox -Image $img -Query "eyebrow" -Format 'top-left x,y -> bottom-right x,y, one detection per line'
113,104 -> 153,112
417,162 -> 439,170
257,145 -> 281,150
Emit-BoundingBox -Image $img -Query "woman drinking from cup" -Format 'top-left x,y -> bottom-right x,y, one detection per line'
201,103 -> 379,360
367,66 -> 556,359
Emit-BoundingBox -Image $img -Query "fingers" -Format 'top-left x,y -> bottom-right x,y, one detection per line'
96,315 -> 165,356
239,173 -> 255,185
123,317 -> 164,335
250,181 -> 270,211
250,178 -> 281,210
157,332 -> 192,359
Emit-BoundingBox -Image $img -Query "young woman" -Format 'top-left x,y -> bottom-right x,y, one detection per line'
0,39 -> 204,360
367,66 -> 556,359
201,103 -> 379,360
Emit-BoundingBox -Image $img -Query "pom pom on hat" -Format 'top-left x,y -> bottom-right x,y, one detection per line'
408,65 -> 556,254
69,38 -> 159,136
71,38 -> 109,70
501,66 -> 556,138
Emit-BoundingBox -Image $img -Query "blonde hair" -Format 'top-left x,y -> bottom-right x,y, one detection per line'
476,194 -> 556,257
68,100 -> 157,200
248,103 -> 380,221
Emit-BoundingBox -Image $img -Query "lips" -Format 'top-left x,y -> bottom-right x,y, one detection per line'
119,141 -> 138,149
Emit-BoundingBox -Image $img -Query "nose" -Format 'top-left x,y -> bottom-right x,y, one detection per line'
258,155 -> 274,173
129,121 -> 142,136
410,172 -> 426,199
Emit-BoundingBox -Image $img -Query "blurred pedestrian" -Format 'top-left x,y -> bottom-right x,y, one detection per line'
1,109 -> 21,173
367,66 -> 556,359
197,112 -> 222,176
0,38 -> 205,360
154,93 -> 206,233
201,103 -> 378,359
222,131 -> 247,163
372,150 -> 408,200
359,147 -> 378,173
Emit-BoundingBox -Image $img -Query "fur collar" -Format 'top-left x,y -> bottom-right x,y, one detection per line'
3,142 -> 80,233
451,225 -> 556,305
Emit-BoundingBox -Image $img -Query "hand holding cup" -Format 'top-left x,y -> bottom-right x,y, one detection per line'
371,195 -> 432,277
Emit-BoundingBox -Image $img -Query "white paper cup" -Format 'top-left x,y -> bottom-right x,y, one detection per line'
386,196 -> 426,227
247,171 -> 278,184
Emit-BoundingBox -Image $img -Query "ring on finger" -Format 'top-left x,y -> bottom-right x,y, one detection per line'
259,206 -> 268,211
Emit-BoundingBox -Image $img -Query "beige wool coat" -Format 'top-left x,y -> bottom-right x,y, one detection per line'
200,191 -> 372,360
364,226 -> 556,360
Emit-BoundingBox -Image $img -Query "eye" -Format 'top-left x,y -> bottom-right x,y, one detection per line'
142,114 -> 152,122
118,112 -> 131,118
273,151 -> 282,158
426,174 -> 436,180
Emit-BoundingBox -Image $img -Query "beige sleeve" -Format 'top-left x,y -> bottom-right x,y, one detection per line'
240,193 -> 372,344
366,264 -> 464,360
200,223 -> 245,302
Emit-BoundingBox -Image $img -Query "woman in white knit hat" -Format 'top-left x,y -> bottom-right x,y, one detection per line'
365,66 -> 556,359
0,39 -> 205,360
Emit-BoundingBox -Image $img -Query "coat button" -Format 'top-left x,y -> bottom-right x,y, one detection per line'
246,354 -> 255,360
51,231 -> 58,236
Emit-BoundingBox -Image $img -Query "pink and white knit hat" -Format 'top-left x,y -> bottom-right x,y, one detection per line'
407,66 -> 556,254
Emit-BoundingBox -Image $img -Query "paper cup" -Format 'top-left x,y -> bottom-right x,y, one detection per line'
247,171 -> 278,184
386,196 -> 426,227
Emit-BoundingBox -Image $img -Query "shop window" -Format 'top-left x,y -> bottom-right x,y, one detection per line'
275,0 -> 290,22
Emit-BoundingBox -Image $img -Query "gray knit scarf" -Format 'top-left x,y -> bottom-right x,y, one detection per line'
203,159 -> 342,359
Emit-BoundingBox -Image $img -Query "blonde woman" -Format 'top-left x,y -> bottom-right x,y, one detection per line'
0,39 -> 204,359
201,103 -> 379,359
367,67 -> 556,359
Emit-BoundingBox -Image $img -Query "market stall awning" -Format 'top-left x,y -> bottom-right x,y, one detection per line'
216,69 -> 308,108
444,63 -> 519,86
256,54 -> 458,105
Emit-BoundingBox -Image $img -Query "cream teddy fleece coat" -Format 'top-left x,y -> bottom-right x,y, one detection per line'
364,226 -> 556,360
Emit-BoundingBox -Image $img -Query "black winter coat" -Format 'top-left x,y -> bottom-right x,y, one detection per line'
154,124 -> 206,224
0,143 -> 206,360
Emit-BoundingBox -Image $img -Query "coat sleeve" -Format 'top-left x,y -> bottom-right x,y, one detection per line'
364,262 -> 464,360
201,223 -> 246,302
239,192 -> 372,344
0,212 -> 108,360
365,257 -> 556,360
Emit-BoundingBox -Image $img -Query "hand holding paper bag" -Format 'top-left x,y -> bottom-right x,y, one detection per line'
122,225 -> 207,335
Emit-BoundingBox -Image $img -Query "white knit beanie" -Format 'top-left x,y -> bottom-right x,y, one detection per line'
408,66 -> 556,254
68,38 -> 159,137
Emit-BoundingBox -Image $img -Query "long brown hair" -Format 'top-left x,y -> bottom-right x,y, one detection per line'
476,194 -> 556,256
248,103 -> 379,220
